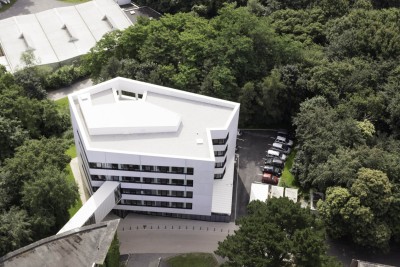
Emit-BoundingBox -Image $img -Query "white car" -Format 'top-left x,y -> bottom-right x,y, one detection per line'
266,149 -> 287,161
275,135 -> 293,147
271,142 -> 291,155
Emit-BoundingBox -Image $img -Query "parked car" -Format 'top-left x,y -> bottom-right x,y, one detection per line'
275,135 -> 293,147
271,142 -> 291,155
264,157 -> 284,169
262,172 -> 279,185
266,149 -> 287,161
262,165 -> 282,177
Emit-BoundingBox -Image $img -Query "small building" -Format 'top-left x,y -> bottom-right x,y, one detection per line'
69,77 -> 240,222
249,182 -> 270,203
249,183 -> 299,204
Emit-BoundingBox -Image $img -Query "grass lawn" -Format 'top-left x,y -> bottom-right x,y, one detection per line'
0,0 -> 17,13
55,97 -> 81,217
66,144 -> 77,158
280,150 -> 298,188
66,164 -> 82,217
55,96 -> 69,113
167,253 -> 219,267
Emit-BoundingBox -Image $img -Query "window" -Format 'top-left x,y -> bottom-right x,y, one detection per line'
214,169 -> 226,179
186,180 -> 193,186
111,176 -> 119,181
171,191 -> 184,197
171,167 -> 184,174
92,186 -> 99,192
157,166 -> 169,173
142,165 -> 154,172
215,157 -> 227,168
159,190 -> 168,196
120,164 -> 140,171
186,168 -> 194,175
161,202 -> 169,207
89,162 -> 102,168
214,145 -> 228,157
121,176 -> 140,183
91,175 -> 106,181
171,179 -> 184,186
158,178 -> 169,184
186,191 -> 193,198
144,201 -> 154,206
171,202 -> 184,208
212,133 -> 229,145
186,203 -> 192,209
143,177 -> 154,184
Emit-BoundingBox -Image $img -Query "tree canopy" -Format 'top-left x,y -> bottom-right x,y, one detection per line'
318,168 -> 397,252
215,198 -> 340,267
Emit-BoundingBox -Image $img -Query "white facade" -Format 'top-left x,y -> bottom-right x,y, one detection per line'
69,77 -> 240,219
57,181 -> 121,234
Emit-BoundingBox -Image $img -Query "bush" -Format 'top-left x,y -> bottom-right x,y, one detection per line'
45,64 -> 89,89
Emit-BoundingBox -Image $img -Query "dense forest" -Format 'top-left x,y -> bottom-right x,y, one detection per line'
0,65 -> 78,255
83,0 -> 400,254
0,0 -> 399,260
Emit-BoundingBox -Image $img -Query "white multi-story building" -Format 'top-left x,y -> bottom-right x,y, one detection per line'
69,77 -> 240,222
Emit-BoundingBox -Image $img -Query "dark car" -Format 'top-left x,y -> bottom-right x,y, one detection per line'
264,157 -> 284,169
262,165 -> 282,177
262,172 -> 279,185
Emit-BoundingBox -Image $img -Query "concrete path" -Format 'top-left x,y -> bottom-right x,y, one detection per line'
107,213 -> 238,255
48,78 -> 93,100
0,0 -> 77,19
70,158 -> 89,204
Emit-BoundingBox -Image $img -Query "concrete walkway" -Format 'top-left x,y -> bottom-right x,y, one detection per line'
48,78 -> 93,100
110,213 -> 238,255
70,158 -> 89,204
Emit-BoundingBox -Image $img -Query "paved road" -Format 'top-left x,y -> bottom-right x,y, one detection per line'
0,0 -> 76,19
48,78 -> 93,100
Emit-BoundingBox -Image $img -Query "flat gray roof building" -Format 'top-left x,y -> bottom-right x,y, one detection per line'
0,0 -> 132,72
0,219 -> 120,267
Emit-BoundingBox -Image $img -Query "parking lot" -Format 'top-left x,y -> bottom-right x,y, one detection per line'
232,129 -> 279,220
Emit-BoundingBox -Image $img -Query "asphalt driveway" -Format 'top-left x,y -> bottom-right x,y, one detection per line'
0,0 -> 77,19
233,129 -> 278,219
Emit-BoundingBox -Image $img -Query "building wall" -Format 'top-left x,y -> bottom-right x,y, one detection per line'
69,78 -> 239,218
85,150 -> 215,216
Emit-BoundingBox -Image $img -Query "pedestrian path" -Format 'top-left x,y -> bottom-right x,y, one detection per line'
48,78 -> 93,100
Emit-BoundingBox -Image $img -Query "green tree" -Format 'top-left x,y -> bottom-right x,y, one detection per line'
0,116 -> 28,162
325,9 -> 400,59
318,168 -> 395,252
0,207 -> 32,256
308,145 -> 400,191
292,96 -> 365,188
215,198 -> 339,267
1,138 -> 70,206
238,82 -> 262,126
21,166 -> 78,239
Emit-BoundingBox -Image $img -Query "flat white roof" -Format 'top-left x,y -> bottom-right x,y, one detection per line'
70,77 -> 239,159
270,185 -> 284,198
284,188 -> 298,203
58,181 -> 119,234
249,182 -> 270,203
0,0 -> 131,72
